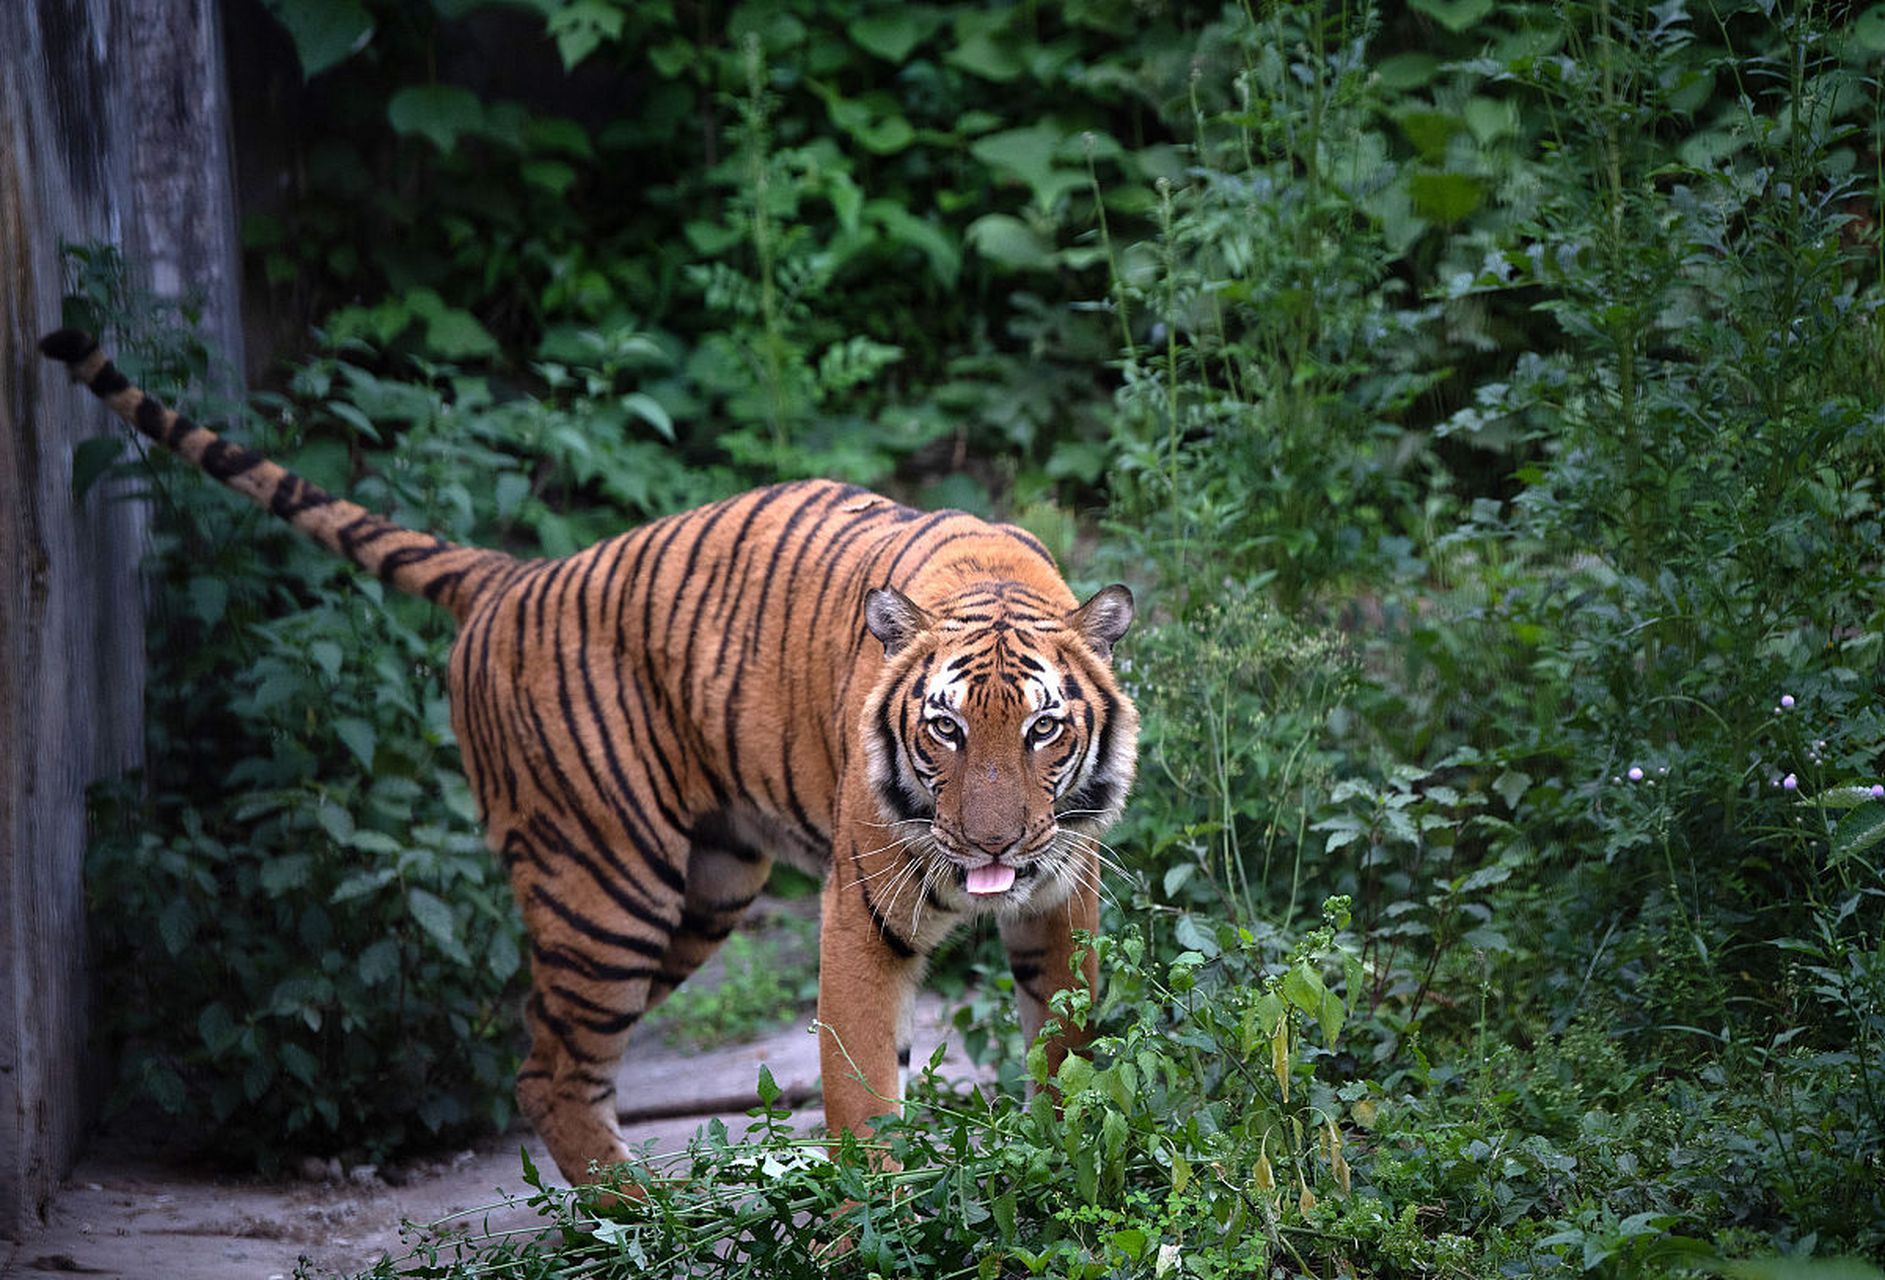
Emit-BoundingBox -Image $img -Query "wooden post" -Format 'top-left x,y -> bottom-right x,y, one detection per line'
0,0 -> 243,1238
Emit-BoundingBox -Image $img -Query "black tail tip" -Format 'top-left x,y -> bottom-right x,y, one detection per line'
39,329 -> 98,364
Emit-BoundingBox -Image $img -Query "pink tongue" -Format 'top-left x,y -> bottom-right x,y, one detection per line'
966,863 -> 1017,896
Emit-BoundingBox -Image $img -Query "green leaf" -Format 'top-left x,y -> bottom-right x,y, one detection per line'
198,1003 -> 239,1055
1492,769 -> 1531,810
333,717 -> 377,771
280,1042 -> 321,1086
188,577 -> 228,628
310,641 -> 344,680
1831,803 -> 1885,866
1805,785 -> 1882,810
314,801 -> 355,846
1409,0 -> 1493,32
1110,1228 -> 1148,1261
1173,914 -> 1220,959
991,1190 -> 1017,1240
1374,52 -> 1440,90
347,830 -> 403,855
157,897 -> 196,957
1396,111 -> 1463,164
495,471 -> 531,519
140,1058 -> 188,1114
72,435 -> 126,501
849,7 -> 946,62
524,116 -> 594,159
331,867 -> 397,903
546,0 -> 625,68
404,288 -> 498,360
1407,172 -> 1485,223
867,202 -> 961,286
1317,988 -> 1345,1046
387,85 -> 486,153
621,392 -> 674,442
357,936 -> 401,985
260,853 -> 314,895
263,0 -> 374,78
948,30 -> 1024,81
521,159 -> 578,196
964,214 -> 1054,272
1282,962 -> 1325,1016
1855,5 -> 1885,52
409,887 -> 469,963
970,124 -> 1083,209
487,925 -> 520,982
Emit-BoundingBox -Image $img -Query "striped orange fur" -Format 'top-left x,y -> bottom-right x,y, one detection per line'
40,329 -> 1138,1181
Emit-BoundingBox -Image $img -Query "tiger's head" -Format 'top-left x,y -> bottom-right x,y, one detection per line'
860,580 -> 1138,917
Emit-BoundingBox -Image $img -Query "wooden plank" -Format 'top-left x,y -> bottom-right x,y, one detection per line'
0,0 -> 243,1239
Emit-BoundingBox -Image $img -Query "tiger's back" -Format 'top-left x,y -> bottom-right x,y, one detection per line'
41,333 -> 1137,1185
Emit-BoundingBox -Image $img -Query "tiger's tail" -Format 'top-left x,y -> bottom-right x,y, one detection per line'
40,329 -> 515,620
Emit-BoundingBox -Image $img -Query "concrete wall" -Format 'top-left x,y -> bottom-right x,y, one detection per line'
0,0 -> 243,1238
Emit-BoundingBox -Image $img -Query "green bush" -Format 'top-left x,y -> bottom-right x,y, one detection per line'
61,0 -> 1885,1269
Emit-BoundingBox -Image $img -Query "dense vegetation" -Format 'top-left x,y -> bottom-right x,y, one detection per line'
66,0 -> 1885,1275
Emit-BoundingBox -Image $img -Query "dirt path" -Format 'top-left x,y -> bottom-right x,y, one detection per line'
3,935 -> 987,1278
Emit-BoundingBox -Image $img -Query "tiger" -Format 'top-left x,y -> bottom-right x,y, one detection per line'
39,328 -> 1138,1184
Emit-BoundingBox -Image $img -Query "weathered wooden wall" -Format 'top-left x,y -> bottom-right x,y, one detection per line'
0,0 -> 243,1238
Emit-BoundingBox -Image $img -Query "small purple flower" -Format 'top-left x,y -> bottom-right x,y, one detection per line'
1627,766 -> 1644,781
1872,784 -> 1884,800
1782,773 -> 1798,791
1780,695 -> 1795,709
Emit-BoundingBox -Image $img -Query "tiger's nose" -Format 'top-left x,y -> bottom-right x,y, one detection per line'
968,832 -> 1012,856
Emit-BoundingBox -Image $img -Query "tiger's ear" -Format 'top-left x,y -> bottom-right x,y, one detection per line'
1069,584 -> 1134,661
865,586 -> 934,657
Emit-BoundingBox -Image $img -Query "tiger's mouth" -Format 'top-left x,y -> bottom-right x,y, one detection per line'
929,822 -> 1058,897
940,849 -> 1049,899
962,861 -> 1017,896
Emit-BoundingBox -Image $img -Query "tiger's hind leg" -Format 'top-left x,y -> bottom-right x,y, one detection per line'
643,819 -> 776,1014
508,820 -> 688,1187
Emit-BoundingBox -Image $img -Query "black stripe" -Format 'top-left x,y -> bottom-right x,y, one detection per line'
527,992 -> 608,1064
87,362 -> 130,397
39,329 -> 98,363
423,568 -> 467,602
526,813 -> 676,937
200,438 -> 265,480
565,543 -> 689,897
549,984 -> 645,1037
133,397 -> 167,438
858,882 -> 918,959
376,540 -> 449,584
530,886 -> 668,959
530,941 -> 659,984
270,476 -> 333,519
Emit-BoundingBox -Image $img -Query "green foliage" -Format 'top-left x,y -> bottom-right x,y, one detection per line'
63,0 -> 1885,1267
346,909 -> 1885,1278
652,925 -> 818,1051
244,0 -> 1202,514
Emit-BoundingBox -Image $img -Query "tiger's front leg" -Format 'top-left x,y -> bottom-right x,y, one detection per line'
815,812 -> 929,1149
1000,857 -> 1101,1087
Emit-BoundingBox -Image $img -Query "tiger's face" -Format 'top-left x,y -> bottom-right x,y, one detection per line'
861,581 -> 1138,917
